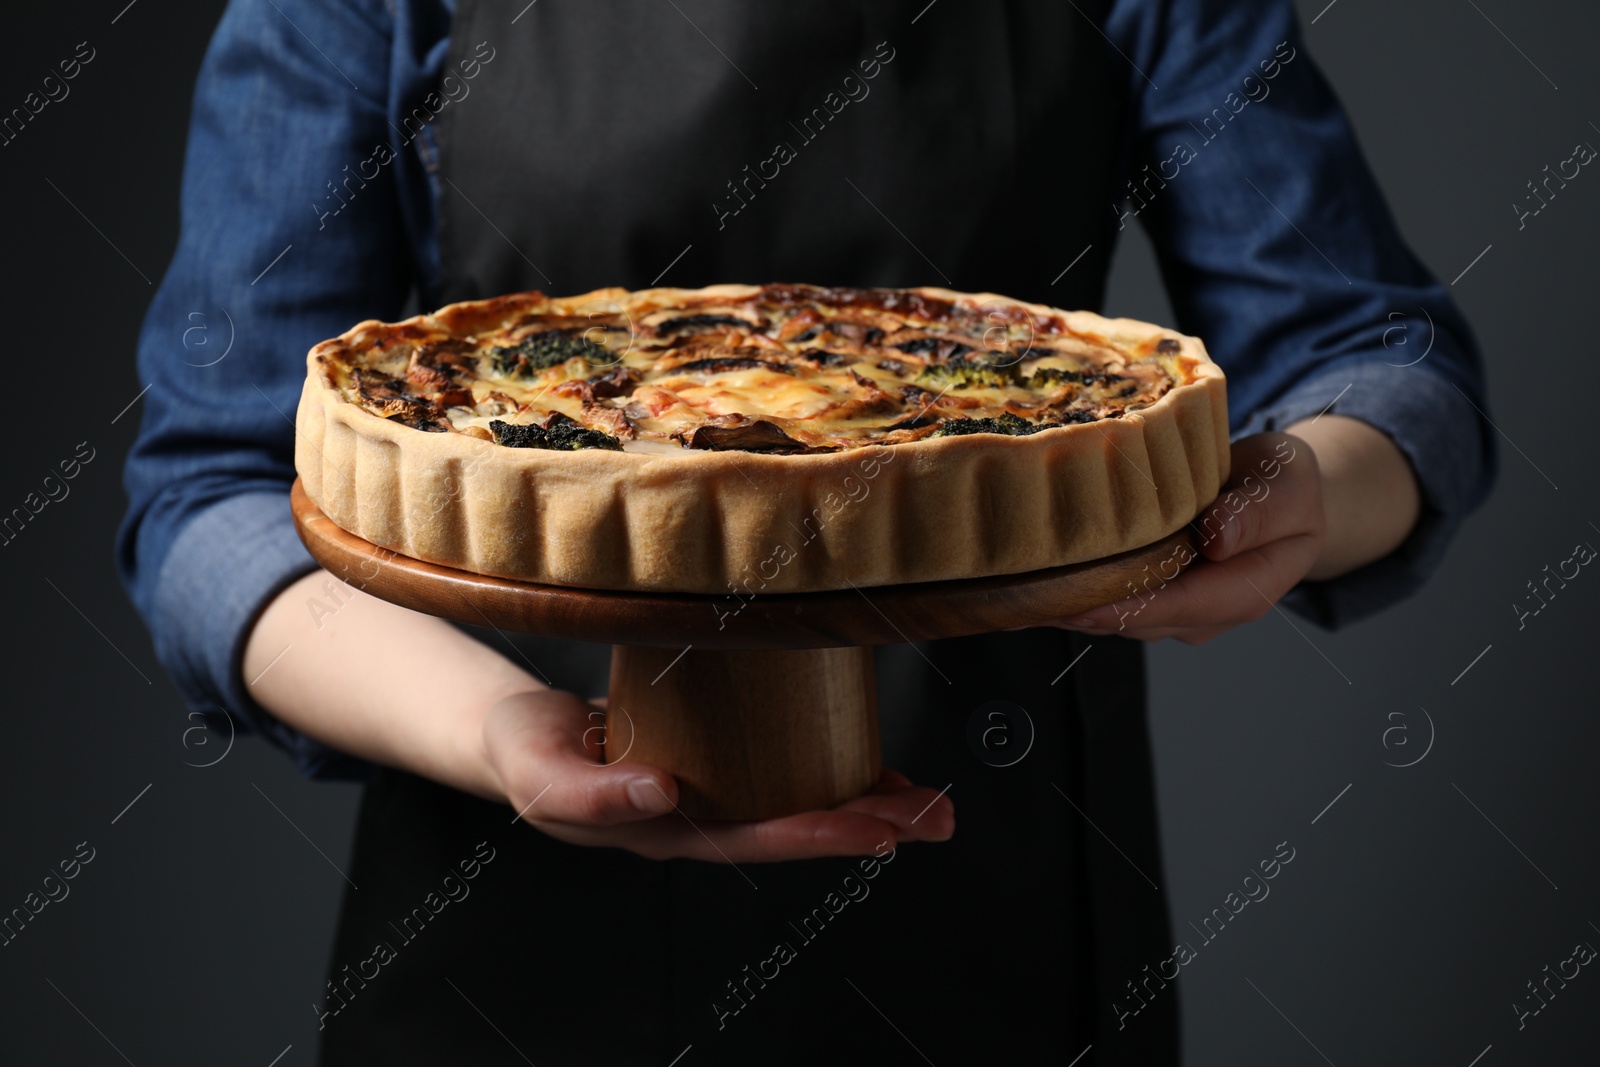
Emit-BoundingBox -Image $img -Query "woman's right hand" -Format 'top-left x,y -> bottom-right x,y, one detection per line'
482,688 -> 955,863
245,569 -> 951,863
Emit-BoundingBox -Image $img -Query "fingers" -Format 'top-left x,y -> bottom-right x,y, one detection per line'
546,801 -> 932,864
1069,533 -> 1318,637
541,809 -> 898,863
527,770 -> 954,864
484,690 -> 680,826
662,777 -> 951,862
839,776 -> 954,842
1194,433 -> 1321,563
702,810 -> 907,862
489,690 -> 960,863
1058,432 -> 1325,642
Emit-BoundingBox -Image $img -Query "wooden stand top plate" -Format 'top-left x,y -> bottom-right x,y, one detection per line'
291,479 -> 1196,650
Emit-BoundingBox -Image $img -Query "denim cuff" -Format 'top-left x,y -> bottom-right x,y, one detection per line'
1236,355 -> 1491,629
154,491 -> 378,781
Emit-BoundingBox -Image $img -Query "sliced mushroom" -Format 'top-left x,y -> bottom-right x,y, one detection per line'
682,419 -> 811,453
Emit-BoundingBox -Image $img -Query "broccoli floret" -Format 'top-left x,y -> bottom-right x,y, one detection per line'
488,330 -> 613,378
915,353 -> 1014,390
489,414 -> 622,451
1027,366 -> 1127,389
931,413 -> 1048,438
1027,366 -> 1083,388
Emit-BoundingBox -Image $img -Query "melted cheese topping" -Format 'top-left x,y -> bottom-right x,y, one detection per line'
653,368 -> 842,420
327,289 -> 1191,453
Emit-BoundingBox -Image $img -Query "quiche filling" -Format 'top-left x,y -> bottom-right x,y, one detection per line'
322,284 -> 1188,454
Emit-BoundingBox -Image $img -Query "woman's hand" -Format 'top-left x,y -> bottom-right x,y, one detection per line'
248,570 -> 954,863
1057,416 -> 1420,644
482,688 -> 955,863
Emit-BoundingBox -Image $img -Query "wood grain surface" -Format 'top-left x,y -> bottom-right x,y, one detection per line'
291,479 -> 1201,651
607,645 -> 880,820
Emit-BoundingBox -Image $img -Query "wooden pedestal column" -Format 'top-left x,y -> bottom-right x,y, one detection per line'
606,646 -> 881,820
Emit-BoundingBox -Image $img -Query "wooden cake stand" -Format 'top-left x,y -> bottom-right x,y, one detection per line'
291,480 -> 1196,820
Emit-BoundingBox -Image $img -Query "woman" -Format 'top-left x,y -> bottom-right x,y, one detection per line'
119,1 -> 1492,1061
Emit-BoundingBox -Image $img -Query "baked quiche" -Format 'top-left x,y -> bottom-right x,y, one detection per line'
295,284 -> 1228,594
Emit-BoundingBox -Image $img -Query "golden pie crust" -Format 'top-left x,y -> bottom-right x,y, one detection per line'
295,284 -> 1229,594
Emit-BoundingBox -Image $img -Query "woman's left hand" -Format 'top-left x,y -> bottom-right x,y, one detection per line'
1057,431 -> 1325,644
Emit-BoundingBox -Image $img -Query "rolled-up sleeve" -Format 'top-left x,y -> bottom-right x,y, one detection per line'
117,0 -> 424,778
1108,0 -> 1497,626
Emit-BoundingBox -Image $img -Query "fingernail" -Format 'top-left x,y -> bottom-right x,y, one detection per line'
1066,616 -> 1100,629
627,777 -> 674,815
1219,517 -> 1239,557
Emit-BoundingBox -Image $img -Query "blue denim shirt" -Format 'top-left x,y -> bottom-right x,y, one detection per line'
118,0 -> 1495,780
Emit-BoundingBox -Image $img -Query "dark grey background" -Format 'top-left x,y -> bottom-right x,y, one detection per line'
1,1 -> 1595,1063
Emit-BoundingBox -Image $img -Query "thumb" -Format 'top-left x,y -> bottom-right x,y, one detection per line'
485,689 -> 679,825
1198,433 -> 1319,561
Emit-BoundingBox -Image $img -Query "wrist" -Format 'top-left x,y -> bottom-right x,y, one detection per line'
1285,414 -> 1421,580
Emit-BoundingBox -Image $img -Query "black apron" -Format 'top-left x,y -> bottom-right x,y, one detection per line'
320,3 -> 1176,1062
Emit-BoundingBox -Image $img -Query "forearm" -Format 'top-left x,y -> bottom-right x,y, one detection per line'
1285,414 -> 1421,581
242,569 -> 543,801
